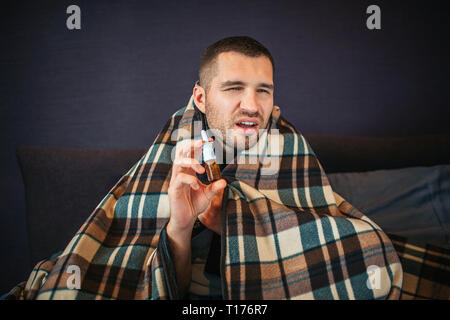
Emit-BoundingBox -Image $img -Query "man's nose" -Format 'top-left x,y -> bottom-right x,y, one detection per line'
240,90 -> 259,114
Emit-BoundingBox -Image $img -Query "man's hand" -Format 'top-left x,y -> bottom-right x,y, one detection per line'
197,187 -> 225,235
167,138 -> 227,235
165,138 -> 226,296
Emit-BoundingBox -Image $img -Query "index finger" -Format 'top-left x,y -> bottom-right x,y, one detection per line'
175,139 -> 204,161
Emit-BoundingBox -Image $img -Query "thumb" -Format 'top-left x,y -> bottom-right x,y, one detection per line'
205,179 -> 227,199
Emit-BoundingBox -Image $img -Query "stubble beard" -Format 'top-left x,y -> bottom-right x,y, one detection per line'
204,102 -> 261,161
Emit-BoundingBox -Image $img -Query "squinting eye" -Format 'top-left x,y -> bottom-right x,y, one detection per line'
228,87 -> 242,91
257,89 -> 269,93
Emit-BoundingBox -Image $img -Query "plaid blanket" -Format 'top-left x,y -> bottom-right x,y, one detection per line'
3,84 -> 448,299
389,234 -> 449,299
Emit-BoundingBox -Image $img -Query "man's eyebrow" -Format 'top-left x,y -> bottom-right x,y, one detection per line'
258,83 -> 274,90
220,80 -> 274,90
220,80 -> 245,88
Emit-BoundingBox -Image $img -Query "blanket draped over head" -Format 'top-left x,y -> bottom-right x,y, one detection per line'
4,84 -> 448,300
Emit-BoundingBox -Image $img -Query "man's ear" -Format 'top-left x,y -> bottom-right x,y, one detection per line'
193,85 -> 206,113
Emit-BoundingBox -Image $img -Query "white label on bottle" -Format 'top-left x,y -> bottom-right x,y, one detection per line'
203,142 -> 216,162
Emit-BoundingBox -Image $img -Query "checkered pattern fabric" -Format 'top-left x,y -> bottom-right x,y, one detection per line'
389,234 -> 449,299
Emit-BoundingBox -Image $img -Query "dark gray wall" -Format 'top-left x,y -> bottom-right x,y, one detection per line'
1,0 -> 449,293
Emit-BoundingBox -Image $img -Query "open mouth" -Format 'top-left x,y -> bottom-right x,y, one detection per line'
236,121 -> 258,129
234,119 -> 259,135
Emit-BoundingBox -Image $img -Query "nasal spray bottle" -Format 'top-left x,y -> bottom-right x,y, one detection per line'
201,130 -> 222,182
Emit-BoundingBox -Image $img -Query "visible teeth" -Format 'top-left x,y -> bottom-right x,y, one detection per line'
239,121 -> 256,126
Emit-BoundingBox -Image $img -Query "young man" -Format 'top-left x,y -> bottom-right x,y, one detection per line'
161,37 -> 402,300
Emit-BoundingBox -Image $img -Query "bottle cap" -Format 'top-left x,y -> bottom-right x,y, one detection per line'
201,130 -> 216,162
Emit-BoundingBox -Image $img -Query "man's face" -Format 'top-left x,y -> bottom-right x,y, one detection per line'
197,51 -> 274,152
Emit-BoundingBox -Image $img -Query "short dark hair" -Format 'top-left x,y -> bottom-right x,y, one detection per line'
198,36 -> 275,93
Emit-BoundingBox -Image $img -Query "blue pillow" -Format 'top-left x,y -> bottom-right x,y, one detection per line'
327,165 -> 450,248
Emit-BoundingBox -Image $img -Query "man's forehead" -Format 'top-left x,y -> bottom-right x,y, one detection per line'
213,51 -> 273,84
